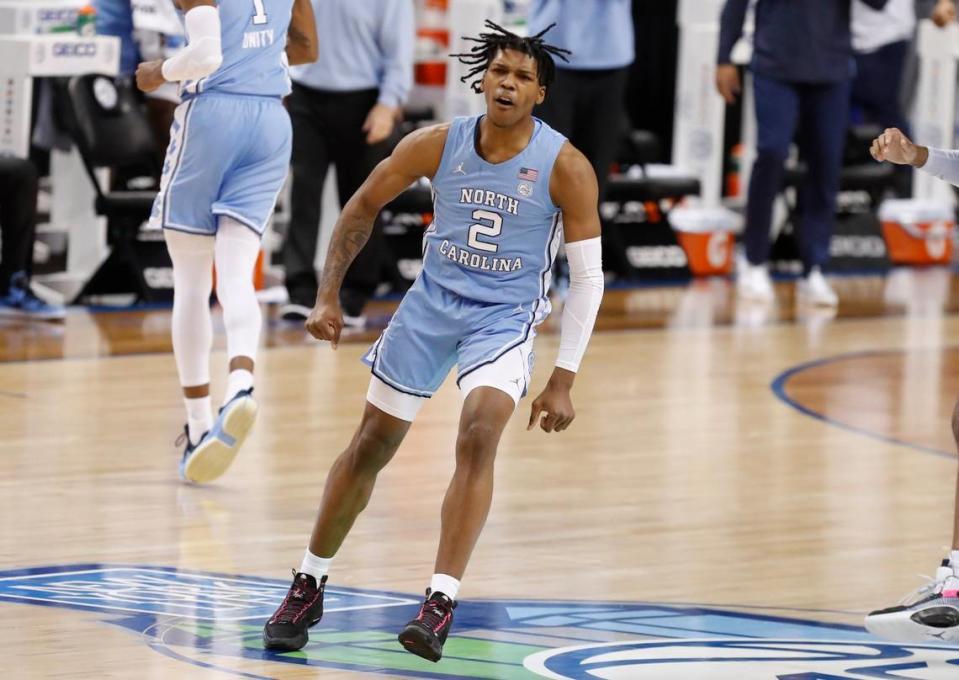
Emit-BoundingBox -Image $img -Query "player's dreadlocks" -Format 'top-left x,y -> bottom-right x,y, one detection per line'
451,20 -> 571,94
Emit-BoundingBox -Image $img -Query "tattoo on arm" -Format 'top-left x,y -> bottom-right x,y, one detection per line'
312,131 -> 442,301
317,211 -> 374,299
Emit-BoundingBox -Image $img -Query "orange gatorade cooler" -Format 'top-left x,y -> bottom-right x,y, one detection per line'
879,199 -> 955,265
669,207 -> 742,276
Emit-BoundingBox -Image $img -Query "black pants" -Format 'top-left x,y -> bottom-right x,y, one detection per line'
534,67 -> 630,275
0,157 -> 39,294
852,40 -> 910,133
853,40 -> 912,196
283,83 -> 390,313
535,67 -> 628,200
746,73 -> 850,270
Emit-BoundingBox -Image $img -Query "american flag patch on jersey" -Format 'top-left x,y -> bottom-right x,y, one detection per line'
518,167 -> 539,182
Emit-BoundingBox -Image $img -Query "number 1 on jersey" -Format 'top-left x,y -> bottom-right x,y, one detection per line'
252,0 -> 269,25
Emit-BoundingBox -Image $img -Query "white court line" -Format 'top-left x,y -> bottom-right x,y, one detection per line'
0,567 -> 418,621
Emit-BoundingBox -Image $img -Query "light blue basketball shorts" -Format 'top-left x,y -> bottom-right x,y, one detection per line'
151,93 -> 292,236
363,271 -> 548,421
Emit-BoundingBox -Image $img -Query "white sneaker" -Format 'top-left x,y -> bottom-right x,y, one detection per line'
342,313 -> 367,329
736,262 -> 775,302
280,303 -> 311,322
865,559 -> 959,643
797,267 -> 838,307
179,389 -> 258,484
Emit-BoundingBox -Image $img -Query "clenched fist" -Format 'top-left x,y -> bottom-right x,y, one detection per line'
527,370 -> 577,434
305,297 -> 344,348
135,60 -> 166,93
868,128 -> 927,168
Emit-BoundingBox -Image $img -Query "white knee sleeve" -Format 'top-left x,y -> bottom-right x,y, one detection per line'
214,217 -> 262,363
165,229 -> 214,386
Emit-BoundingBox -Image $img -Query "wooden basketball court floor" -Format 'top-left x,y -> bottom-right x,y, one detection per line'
4,270 -> 959,678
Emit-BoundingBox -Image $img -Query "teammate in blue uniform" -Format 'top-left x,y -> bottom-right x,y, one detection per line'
135,0 -> 316,483
263,22 -> 605,662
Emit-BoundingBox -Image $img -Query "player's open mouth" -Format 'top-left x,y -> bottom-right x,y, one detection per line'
494,96 -> 514,107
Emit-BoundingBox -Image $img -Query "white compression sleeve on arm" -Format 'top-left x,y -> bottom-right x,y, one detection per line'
555,237 -> 604,373
161,5 -> 223,83
921,147 -> 959,187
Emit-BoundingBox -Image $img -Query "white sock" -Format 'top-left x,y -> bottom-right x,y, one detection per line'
184,396 -> 213,445
224,369 -> 254,405
299,550 -> 332,582
430,573 -> 460,601
950,550 -> 959,571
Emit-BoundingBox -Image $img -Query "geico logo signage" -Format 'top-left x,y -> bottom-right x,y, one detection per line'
53,43 -> 97,57
626,245 -> 688,268
144,267 -> 174,289
830,235 -> 887,258
38,9 -> 78,23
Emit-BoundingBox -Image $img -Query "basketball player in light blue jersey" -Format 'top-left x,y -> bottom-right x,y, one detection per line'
135,0 -> 316,483
263,22 -> 605,662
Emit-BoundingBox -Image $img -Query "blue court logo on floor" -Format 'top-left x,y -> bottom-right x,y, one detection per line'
1,564 -> 958,679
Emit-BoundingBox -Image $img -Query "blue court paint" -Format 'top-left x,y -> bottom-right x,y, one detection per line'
770,349 -> 957,460
2,564 -> 958,679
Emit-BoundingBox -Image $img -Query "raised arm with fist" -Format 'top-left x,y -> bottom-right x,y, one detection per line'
869,128 -> 929,167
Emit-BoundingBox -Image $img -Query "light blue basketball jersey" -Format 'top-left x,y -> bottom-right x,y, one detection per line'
182,0 -> 293,99
424,116 -> 567,307
152,2 -> 294,234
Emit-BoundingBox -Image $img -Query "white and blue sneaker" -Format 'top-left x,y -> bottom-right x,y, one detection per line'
178,388 -> 258,483
865,559 -> 959,643
176,426 -> 208,481
0,272 -> 65,322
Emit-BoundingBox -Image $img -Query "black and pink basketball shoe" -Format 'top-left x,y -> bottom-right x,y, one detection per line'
397,589 -> 457,662
263,571 -> 327,651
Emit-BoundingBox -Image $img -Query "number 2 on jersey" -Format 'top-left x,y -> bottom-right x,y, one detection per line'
252,0 -> 268,25
468,210 -> 502,253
